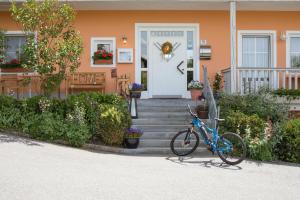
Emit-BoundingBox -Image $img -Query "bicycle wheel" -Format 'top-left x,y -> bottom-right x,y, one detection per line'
170,130 -> 199,156
216,132 -> 246,165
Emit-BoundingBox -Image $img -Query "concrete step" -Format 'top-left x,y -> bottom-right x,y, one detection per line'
132,124 -> 189,132
138,111 -> 191,119
137,99 -> 202,107
138,106 -> 191,112
133,118 -> 191,125
139,139 -> 205,148
141,131 -> 176,139
133,146 -> 208,155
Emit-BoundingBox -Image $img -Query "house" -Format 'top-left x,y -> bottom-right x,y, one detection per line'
1,0 -> 300,98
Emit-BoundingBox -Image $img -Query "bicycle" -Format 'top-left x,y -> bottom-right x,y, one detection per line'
170,105 -> 246,165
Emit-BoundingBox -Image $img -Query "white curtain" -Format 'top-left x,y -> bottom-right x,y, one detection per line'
290,37 -> 300,68
242,36 -> 270,68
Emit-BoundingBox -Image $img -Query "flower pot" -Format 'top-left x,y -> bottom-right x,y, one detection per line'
124,138 -> 140,149
94,59 -> 113,65
130,91 -> 142,98
190,89 -> 202,101
196,103 -> 209,119
0,67 -> 30,73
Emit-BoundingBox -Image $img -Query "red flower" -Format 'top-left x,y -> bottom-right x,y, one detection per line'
10,59 -> 20,64
0,59 -> 3,63
102,53 -> 107,58
108,53 -> 113,57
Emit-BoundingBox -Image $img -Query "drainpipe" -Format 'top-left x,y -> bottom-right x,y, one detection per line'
230,1 -> 237,93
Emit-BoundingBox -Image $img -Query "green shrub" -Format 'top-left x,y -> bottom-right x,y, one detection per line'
64,122 -> 90,147
95,104 -> 131,146
0,92 -> 131,147
273,88 -> 300,100
275,119 -> 300,163
221,110 -> 273,161
219,91 -> 289,123
22,112 -> 65,141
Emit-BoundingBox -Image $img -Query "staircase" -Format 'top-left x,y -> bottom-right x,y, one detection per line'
132,99 -> 208,155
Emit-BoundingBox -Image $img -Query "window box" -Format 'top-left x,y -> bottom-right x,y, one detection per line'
93,58 -> 113,65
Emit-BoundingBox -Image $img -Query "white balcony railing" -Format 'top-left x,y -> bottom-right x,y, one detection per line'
222,67 -> 300,94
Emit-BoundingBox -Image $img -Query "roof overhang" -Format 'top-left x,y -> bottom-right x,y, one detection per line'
1,0 -> 300,11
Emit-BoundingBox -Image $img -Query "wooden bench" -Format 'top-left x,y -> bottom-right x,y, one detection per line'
66,72 -> 105,96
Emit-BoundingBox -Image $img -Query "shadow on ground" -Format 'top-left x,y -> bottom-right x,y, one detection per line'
0,133 -> 42,147
166,156 -> 243,170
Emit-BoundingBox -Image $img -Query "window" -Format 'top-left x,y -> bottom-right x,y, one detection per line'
140,31 -> 148,91
242,36 -> 270,67
287,32 -> 300,68
238,31 -> 276,68
4,34 -> 26,63
187,30 -> 194,89
90,37 -> 116,67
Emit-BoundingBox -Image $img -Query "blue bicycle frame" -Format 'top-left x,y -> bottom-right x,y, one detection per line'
191,117 -> 233,153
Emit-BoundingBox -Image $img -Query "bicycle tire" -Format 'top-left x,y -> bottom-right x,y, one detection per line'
170,130 -> 200,156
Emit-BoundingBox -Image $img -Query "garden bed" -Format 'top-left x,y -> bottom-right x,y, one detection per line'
0,92 -> 131,148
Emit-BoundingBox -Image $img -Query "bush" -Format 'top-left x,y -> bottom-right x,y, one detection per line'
0,92 -> 131,148
95,104 -> 131,146
275,119 -> 300,163
219,91 -> 289,123
221,110 -> 273,161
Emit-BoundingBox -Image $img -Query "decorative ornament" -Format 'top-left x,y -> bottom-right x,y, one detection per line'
161,41 -> 173,55
154,41 -> 181,62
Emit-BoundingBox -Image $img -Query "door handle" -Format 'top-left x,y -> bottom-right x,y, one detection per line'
176,61 -> 184,75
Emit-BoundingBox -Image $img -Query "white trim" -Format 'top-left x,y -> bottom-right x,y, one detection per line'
90,37 -> 116,68
135,23 -> 200,99
238,30 -> 277,69
286,31 -> 300,68
230,1 -> 237,93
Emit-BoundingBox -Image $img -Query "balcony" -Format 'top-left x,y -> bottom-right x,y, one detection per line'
222,67 -> 300,94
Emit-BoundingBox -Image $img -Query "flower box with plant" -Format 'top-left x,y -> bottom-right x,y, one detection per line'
92,50 -> 113,65
0,59 -> 29,72
124,127 -> 143,149
188,80 -> 204,100
129,83 -> 144,98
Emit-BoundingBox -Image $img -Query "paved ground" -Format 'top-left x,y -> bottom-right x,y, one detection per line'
0,133 -> 299,200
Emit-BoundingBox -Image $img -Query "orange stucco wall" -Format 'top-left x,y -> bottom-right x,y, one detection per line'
1,10 -> 300,94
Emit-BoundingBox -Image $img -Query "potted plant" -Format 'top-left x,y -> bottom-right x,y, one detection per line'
92,50 -> 113,65
213,72 -> 222,100
188,80 -> 204,101
195,102 -> 209,119
129,83 -> 144,98
0,59 -> 29,73
124,127 -> 143,149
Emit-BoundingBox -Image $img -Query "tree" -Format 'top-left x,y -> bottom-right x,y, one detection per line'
10,0 -> 83,95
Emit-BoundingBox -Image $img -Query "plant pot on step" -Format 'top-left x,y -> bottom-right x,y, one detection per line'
130,90 -> 142,98
190,89 -> 203,101
124,138 -> 140,149
196,103 -> 209,119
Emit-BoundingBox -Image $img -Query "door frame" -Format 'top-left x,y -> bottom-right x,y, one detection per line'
135,23 -> 200,99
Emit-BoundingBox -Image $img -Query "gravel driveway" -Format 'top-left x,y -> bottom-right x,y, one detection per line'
0,133 -> 299,200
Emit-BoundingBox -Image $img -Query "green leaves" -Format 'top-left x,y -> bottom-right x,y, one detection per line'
10,0 -> 83,95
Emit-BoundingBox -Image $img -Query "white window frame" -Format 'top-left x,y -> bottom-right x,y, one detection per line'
238,30 -> 277,68
90,37 -> 116,68
286,31 -> 300,68
4,31 -> 27,62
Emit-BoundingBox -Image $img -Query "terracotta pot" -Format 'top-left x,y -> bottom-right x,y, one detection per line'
0,67 -> 30,73
190,89 -> 202,101
94,59 -> 113,65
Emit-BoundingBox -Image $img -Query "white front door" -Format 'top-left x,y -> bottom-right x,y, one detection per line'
149,30 -> 187,98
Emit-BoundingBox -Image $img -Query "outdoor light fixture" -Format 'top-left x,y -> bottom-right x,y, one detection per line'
122,36 -> 128,45
280,31 -> 286,41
